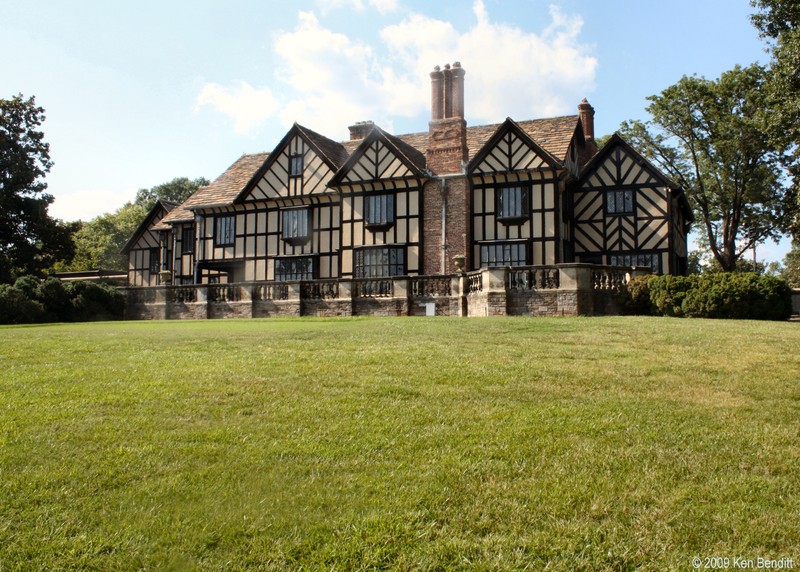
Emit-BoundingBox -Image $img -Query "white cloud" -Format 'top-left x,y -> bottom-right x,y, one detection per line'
315,0 -> 398,15
194,81 -> 279,134
196,2 -> 596,138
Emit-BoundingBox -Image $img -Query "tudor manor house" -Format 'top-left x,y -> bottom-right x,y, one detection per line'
123,63 -> 692,319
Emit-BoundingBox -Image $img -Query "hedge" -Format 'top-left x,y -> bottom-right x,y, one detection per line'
0,276 -> 124,325
623,273 -> 792,320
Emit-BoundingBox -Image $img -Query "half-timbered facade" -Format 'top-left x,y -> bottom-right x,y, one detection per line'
126,62 -> 692,309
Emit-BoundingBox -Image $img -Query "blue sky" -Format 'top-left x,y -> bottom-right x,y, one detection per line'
2,0 -> 788,263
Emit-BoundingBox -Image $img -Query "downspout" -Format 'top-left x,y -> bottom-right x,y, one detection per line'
193,214 -> 202,284
441,178 -> 448,275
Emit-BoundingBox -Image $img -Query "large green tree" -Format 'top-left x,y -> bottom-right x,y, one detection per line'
67,176 -> 207,272
0,94 -> 74,282
620,64 -> 795,271
751,0 -> 800,234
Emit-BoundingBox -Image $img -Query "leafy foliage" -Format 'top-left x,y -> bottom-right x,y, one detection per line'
622,272 -> 792,320
66,177 -> 207,272
0,275 -> 123,324
751,0 -> 800,235
619,65 -> 795,271
782,239 -> 800,287
0,94 -> 75,282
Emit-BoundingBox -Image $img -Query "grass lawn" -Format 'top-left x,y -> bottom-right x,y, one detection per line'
0,316 -> 798,570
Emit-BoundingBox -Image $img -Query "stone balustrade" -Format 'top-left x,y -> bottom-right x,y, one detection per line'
122,264 -> 651,320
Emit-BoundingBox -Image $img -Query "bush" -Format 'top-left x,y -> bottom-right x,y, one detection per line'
66,281 -> 125,322
622,274 -> 658,315
0,276 -> 124,324
622,272 -> 792,321
648,275 -> 696,317
0,285 -> 45,324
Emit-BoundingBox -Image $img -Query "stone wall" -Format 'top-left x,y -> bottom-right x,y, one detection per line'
122,264 -> 644,321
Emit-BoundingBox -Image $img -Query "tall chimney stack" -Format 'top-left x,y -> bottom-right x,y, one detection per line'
578,98 -> 597,161
427,62 -> 468,174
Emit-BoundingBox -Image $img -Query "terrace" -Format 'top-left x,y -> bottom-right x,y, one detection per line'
122,264 -> 649,320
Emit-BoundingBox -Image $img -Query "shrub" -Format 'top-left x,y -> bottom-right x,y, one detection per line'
622,274 -> 658,315
66,281 -> 125,322
0,285 -> 45,324
647,275 -> 696,317
0,276 -> 125,324
621,272 -> 792,320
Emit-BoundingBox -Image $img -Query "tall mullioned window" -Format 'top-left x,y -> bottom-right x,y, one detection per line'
289,154 -> 303,177
497,185 -> 529,223
182,225 -> 195,254
215,215 -> 235,246
365,194 -> 395,229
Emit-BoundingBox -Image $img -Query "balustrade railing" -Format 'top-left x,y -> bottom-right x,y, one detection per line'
208,283 -> 240,302
353,278 -> 393,298
301,279 -> 339,300
466,271 -> 483,294
591,268 -> 628,291
507,266 -> 560,291
252,282 -> 288,301
171,285 -> 197,303
410,275 -> 452,297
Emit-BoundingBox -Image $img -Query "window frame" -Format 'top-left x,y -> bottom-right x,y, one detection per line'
353,246 -> 406,278
281,207 -> 311,246
274,255 -> 317,281
181,225 -> 195,254
496,185 -> 529,224
214,215 -> 236,247
149,247 -> 161,274
478,240 -> 529,268
289,153 -> 304,178
606,189 -> 634,215
608,253 -> 660,274
364,193 -> 396,230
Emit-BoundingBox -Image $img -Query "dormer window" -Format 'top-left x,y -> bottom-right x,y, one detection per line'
497,185 -> 529,224
289,154 -> 303,177
365,194 -> 395,230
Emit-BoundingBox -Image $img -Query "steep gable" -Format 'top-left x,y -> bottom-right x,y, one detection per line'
331,126 -> 427,189
239,124 -> 347,201
467,118 -> 561,175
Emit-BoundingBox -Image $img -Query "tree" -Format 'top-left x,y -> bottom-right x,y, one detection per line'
0,94 -> 73,282
783,240 -> 800,287
66,176 -> 207,272
751,0 -> 800,234
134,176 -> 209,209
620,65 -> 795,272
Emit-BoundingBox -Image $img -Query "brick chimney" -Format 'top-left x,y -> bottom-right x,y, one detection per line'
348,120 -> 375,141
427,62 -> 467,175
578,98 -> 597,159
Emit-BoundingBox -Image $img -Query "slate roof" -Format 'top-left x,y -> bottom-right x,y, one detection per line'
160,152 -> 270,224
160,115 -> 580,222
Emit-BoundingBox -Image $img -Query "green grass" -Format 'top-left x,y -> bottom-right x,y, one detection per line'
0,316 -> 798,570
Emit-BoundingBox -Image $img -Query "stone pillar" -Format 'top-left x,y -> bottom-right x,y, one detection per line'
483,267 -> 508,316
556,263 -> 595,316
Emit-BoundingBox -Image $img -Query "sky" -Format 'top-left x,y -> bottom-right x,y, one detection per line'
1,0 -> 790,263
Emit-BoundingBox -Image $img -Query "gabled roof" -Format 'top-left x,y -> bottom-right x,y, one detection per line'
233,123 -> 348,203
121,199 -> 178,254
160,153 -> 270,224
329,124 -> 428,186
466,117 -> 562,173
579,133 -> 694,222
156,114 -> 582,224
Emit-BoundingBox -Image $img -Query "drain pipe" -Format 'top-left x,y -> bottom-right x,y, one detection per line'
440,178 -> 448,274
